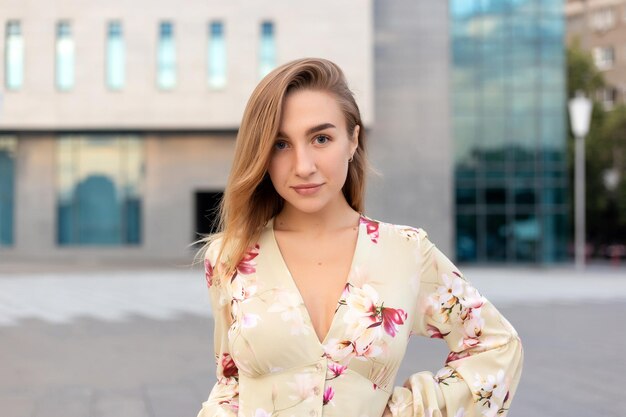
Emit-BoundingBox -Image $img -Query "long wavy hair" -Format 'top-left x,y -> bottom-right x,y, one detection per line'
192,57 -> 372,281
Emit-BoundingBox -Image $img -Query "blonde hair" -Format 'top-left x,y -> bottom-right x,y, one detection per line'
191,57 -> 372,281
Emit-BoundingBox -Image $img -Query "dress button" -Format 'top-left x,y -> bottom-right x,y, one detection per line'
313,386 -> 320,395
315,363 -> 323,371
309,410 -> 317,417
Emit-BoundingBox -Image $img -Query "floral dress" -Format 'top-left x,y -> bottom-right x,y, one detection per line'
197,214 -> 523,417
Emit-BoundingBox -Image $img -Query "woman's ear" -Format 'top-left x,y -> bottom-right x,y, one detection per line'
351,125 -> 360,153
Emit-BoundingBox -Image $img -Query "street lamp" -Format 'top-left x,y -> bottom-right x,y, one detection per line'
568,90 -> 593,271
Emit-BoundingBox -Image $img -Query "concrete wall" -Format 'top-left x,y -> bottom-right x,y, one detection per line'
0,0 -> 373,129
367,0 -> 454,256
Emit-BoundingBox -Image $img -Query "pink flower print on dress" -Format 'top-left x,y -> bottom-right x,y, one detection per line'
380,305 -> 408,337
204,257 -> 214,288
326,361 -> 347,380
446,350 -> 470,364
237,243 -> 260,275
323,386 -> 334,405
219,352 -> 238,379
426,323 -> 450,339
359,215 -> 380,243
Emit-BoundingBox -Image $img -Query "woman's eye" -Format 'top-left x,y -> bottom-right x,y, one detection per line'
314,135 -> 330,145
274,140 -> 288,150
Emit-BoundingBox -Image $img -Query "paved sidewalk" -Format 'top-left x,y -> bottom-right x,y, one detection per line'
0,264 -> 624,327
1,264 -> 625,417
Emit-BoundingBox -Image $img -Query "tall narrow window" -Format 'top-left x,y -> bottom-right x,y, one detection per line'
208,21 -> 226,89
157,21 -> 176,89
259,21 -> 275,79
106,21 -> 124,90
4,21 -> 24,90
0,136 -> 17,246
56,21 -> 74,91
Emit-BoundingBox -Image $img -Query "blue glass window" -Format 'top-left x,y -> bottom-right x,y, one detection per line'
259,21 -> 275,78
57,135 -> 143,245
208,21 -> 227,89
0,136 -> 17,246
450,0 -> 568,263
157,21 -> 176,89
106,21 -> 125,90
4,21 -> 24,90
56,21 -> 74,91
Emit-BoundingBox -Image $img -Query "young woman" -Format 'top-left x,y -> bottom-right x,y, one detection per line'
195,58 -> 523,417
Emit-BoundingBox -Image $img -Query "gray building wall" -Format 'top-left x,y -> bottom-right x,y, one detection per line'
368,0 -> 453,256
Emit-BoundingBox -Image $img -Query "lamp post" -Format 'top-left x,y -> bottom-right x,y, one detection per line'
568,91 -> 592,271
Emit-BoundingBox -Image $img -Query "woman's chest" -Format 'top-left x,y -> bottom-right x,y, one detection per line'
224,234 -> 421,388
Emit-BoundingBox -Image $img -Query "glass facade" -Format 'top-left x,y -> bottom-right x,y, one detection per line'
4,20 -> 24,90
106,21 -> 125,90
208,21 -> 226,89
450,0 -> 568,263
56,21 -> 74,91
0,137 -> 17,246
157,21 -> 176,89
57,135 -> 143,245
259,21 -> 275,79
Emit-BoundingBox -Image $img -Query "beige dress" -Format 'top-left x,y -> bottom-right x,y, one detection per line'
197,214 -> 523,417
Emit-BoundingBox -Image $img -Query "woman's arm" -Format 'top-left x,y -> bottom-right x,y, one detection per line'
386,230 -> 523,417
196,241 -> 240,417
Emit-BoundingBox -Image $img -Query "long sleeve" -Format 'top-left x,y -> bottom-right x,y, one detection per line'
387,230 -> 523,417
197,240 -> 240,417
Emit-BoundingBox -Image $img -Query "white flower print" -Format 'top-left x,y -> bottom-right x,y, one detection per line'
343,284 -> 379,335
474,369 -> 509,417
267,290 -> 309,335
287,372 -> 320,402
241,313 -> 261,329
253,408 -> 271,417
394,225 -> 420,241
323,338 -> 355,363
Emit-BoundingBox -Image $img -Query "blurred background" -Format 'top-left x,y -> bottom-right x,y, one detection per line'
0,0 -> 625,416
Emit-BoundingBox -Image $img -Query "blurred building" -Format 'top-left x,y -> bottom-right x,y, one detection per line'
0,0 -> 569,265
566,0 -> 626,109
450,0 -> 569,263
0,1 -> 373,263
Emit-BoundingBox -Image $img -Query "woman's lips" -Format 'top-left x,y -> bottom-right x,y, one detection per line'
292,183 -> 323,195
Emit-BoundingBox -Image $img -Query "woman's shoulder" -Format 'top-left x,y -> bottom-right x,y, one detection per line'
360,213 -> 430,246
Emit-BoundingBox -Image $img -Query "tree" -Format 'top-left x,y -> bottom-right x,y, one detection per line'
566,38 -> 626,253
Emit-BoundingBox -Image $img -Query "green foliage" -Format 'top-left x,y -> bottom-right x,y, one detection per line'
566,39 -> 626,249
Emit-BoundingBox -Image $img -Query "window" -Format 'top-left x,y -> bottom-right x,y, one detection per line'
106,21 -> 125,90
4,21 -> 24,90
593,46 -> 615,70
599,86 -> 618,110
56,21 -> 74,90
208,21 -> 226,89
57,135 -> 143,245
590,8 -> 616,32
157,21 -> 176,89
259,21 -> 275,79
0,136 -> 17,246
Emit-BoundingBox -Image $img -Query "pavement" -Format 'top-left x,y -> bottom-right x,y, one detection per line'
1,263 -> 625,417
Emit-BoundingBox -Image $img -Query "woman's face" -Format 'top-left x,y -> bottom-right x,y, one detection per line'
267,89 -> 359,216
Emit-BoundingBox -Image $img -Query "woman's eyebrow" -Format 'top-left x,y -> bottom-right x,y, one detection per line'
277,122 -> 336,138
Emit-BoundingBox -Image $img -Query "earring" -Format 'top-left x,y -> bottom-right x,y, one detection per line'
348,154 -> 354,163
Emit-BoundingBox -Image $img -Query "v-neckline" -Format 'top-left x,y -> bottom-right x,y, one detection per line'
268,213 -> 365,347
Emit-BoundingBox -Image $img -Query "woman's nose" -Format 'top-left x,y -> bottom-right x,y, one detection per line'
294,145 -> 317,177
